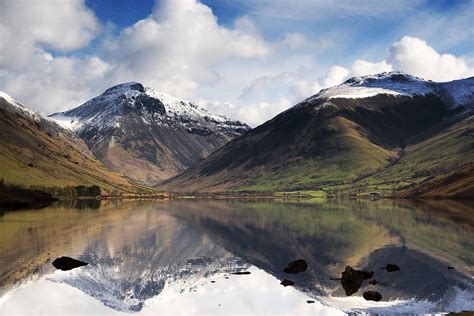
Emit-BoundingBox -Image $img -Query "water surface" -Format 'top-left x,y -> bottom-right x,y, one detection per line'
0,199 -> 473,315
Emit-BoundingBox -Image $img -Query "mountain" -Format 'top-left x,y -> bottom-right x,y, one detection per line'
0,91 -> 149,196
158,72 -> 474,196
49,82 -> 250,185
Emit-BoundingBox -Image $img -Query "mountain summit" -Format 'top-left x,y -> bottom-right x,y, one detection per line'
50,82 -> 250,185
159,72 -> 473,197
297,72 -> 473,109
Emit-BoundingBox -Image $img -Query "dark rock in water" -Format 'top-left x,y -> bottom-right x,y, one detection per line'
382,264 -> 400,272
283,259 -> 308,274
231,271 -> 251,275
52,256 -> 88,271
448,266 -> 455,270
363,291 -> 382,302
225,276 -> 229,279
280,279 -> 295,287
340,266 -> 374,296
369,280 -> 378,285
306,300 -> 315,304
211,280 -> 216,283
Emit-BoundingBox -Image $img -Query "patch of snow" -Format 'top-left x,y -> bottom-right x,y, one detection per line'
48,82 -> 249,138
440,77 -> 474,109
296,71 -> 437,107
0,91 -> 43,122
321,86 -> 403,99
48,113 -> 83,131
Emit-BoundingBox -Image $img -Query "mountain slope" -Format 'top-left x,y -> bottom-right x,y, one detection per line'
0,92 -> 148,195
158,72 -> 474,195
50,82 -> 250,185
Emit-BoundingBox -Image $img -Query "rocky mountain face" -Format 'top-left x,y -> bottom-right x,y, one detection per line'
50,82 -> 250,185
0,92 -> 142,195
158,72 -> 474,196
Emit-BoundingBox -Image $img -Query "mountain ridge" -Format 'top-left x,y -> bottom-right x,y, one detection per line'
158,72 -> 474,196
49,82 -> 250,185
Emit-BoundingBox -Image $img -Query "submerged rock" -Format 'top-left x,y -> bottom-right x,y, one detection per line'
369,280 -> 378,285
363,291 -> 382,302
382,264 -> 400,272
52,256 -> 88,271
280,279 -> 295,287
283,259 -> 308,274
340,266 -> 374,296
448,266 -> 455,270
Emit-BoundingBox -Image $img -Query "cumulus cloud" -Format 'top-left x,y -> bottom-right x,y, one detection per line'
0,0 -> 105,112
0,0 -> 99,67
199,97 -> 293,127
0,51 -> 111,113
351,60 -> 393,77
104,0 -> 270,99
388,36 -> 474,82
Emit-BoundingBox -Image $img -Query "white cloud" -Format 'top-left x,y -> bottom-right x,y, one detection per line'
351,60 -> 392,77
0,51 -> 111,114
0,0 -> 104,113
0,0 -> 99,68
199,97 -> 293,127
321,66 -> 350,88
388,36 -> 474,82
104,0 -> 270,99
277,33 -> 334,51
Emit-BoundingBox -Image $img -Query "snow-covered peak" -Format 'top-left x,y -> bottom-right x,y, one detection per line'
341,71 -> 427,85
296,72 -> 473,109
144,88 -> 229,123
0,91 -> 44,122
49,82 -> 249,137
317,72 -> 435,101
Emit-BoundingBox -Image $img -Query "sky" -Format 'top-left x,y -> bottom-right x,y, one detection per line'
0,0 -> 473,126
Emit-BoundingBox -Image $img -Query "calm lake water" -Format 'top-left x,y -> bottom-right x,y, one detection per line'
0,199 -> 473,315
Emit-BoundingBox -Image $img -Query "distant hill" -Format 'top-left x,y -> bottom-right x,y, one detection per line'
158,72 -> 474,197
0,91 -> 151,196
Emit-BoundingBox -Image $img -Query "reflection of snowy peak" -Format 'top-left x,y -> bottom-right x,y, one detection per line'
49,82 -> 250,185
298,72 -> 473,109
50,225 -> 249,313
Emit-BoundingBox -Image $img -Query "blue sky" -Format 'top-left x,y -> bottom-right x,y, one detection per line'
0,0 -> 473,125
87,0 -> 473,58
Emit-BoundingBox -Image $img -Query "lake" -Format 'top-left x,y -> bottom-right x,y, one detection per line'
0,199 -> 473,315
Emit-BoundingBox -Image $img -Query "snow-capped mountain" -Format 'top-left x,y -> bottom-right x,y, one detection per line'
159,72 -> 473,194
297,72 -> 473,109
49,82 -> 250,185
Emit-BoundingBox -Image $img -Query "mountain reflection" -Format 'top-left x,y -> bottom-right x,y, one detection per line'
0,199 -> 473,313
